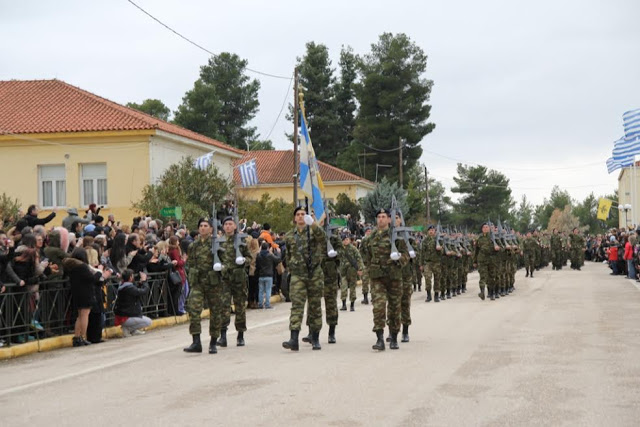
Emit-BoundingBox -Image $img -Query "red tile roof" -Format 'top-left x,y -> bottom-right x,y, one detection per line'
0,79 -> 243,154
233,150 -> 374,186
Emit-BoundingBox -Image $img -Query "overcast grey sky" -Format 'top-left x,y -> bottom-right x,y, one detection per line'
2,0 -> 639,205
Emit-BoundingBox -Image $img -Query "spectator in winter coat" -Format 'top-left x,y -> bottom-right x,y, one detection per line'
85,203 -> 101,222
23,205 -> 56,228
114,269 -> 151,336
608,243 -> 619,275
43,228 -> 70,278
256,242 -> 281,309
259,224 -> 279,249
62,208 -> 89,231
624,237 -> 635,279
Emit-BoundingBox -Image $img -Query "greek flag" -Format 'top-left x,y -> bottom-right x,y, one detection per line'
607,136 -> 640,174
623,108 -> 640,140
298,109 -> 325,222
194,151 -> 215,170
238,159 -> 258,187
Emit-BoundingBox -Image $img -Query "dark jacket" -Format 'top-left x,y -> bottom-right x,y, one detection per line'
24,212 -> 56,228
146,257 -> 172,273
114,281 -> 149,317
43,231 -> 69,277
6,258 -> 39,286
127,249 -> 153,273
62,257 -> 104,310
256,249 -> 281,278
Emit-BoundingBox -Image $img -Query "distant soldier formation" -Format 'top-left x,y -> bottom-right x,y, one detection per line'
182,198 -> 586,354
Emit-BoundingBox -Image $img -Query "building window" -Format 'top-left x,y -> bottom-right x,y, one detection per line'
39,165 -> 66,208
81,163 -> 108,207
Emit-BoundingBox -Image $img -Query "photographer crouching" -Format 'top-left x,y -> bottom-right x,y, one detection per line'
114,269 -> 152,337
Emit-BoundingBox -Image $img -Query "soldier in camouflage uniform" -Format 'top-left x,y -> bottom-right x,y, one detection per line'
569,228 -> 585,270
473,223 -> 500,300
361,208 -> 409,351
533,230 -> 542,270
282,207 -> 327,351
360,228 -> 372,304
420,225 -> 442,302
339,234 -> 364,312
550,229 -> 563,270
217,217 -> 251,347
183,218 -> 222,354
395,214 -> 415,343
523,231 -> 537,278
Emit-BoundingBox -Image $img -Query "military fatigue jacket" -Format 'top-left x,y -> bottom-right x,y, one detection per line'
550,234 -> 562,250
473,233 -> 495,264
322,235 -> 343,281
284,224 -> 327,276
340,243 -> 364,274
187,235 -> 219,284
523,237 -> 538,254
219,233 -> 250,278
361,227 -> 409,281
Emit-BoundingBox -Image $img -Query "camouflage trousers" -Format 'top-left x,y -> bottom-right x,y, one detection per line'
498,257 -> 507,289
221,270 -> 248,332
570,249 -> 584,268
361,270 -> 370,294
477,260 -> 498,292
524,253 -> 535,271
307,276 -> 339,327
340,269 -> 358,302
423,261 -> 441,294
290,267 -> 324,332
441,261 -> 451,293
371,276 -> 402,333
551,249 -> 563,268
449,258 -> 459,290
186,272 -> 222,338
401,272 -> 413,326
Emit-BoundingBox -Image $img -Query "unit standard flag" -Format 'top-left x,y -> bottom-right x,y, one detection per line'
597,198 -> 613,221
298,109 -> 325,222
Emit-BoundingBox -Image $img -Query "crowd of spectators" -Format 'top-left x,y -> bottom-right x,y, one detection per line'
585,227 -> 640,281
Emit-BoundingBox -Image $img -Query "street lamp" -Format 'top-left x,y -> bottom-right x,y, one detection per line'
619,204 -> 632,227
375,164 -> 392,183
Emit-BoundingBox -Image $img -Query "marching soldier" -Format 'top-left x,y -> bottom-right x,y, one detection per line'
395,214 -> 414,343
550,228 -> 563,270
339,233 -> 364,312
282,207 -> 327,351
420,225 -> 442,302
361,208 -> 409,351
473,223 -> 500,300
217,216 -> 250,347
523,231 -> 537,278
569,228 -> 585,270
360,228 -> 372,304
183,218 -> 222,354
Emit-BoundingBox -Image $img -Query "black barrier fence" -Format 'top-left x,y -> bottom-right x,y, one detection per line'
0,272 -> 176,347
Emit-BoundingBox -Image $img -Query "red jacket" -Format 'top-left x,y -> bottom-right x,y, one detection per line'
168,247 -> 186,283
608,246 -> 618,262
624,242 -> 633,261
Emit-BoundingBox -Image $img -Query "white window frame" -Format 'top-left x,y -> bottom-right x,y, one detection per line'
80,163 -> 108,208
38,164 -> 66,209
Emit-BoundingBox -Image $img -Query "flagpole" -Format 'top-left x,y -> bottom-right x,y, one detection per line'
293,67 -> 299,206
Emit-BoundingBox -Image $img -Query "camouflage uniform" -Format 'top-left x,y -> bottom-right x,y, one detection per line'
284,223 -> 327,332
359,234 -> 371,300
361,227 -> 408,334
569,233 -> 585,269
219,234 -> 250,333
420,234 -> 441,299
319,235 -> 342,326
186,235 -> 222,338
473,233 -> 498,296
550,233 -> 562,269
523,236 -> 538,275
339,243 -> 364,303
401,252 -> 414,326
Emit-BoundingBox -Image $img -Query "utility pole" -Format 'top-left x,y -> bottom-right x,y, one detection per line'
425,166 -> 430,223
398,136 -> 403,188
293,68 -> 299,206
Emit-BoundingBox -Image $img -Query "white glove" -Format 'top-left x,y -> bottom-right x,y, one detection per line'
390,251 -> 401,261
235,256 -> 245,265
304,214 -> 314,225
213,263 -> 222,271
409,250 -> 416,259
328,249 -> 338,258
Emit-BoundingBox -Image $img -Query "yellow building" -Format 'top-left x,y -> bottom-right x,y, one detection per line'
233,150 -> 375,206
0,79 -> 243,225
617,165 -> 640,229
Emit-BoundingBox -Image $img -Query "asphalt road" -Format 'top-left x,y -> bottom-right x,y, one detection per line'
2,262 -> 640,426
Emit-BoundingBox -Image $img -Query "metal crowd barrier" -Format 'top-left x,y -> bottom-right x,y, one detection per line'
0,272 -> 175,347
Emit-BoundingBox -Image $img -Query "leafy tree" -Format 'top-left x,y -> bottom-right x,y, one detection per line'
335,45 -> 358,148
126,99 -> 171,121
291,42 -> 341,165
573,193 -> 600,233
405,165 -> 451,224
359,178 -> 408,223
0,192 -> 22,228
547,206 -> 581,233
601,190 -> 619,230
238,193 -> 294,233
333,193 -> 361,221
344,33 -> 435,184
133,157 -> 231,229
533,186 -> 573,230
450,164 -> 514,231
174,53 -> 260,150
514,195 -> 534,232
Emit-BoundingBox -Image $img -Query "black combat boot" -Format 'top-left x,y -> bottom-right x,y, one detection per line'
418,283 -> 422,292
372,330 -> 385,351
350,301 -> 355,312
328,325 -> 336,344
389,332 -> 400,350
237,331 -> 245,347
489,290 -> 495,301
362,293 -> 369,305
495,289 -> 500,299
184,334 -> 202,353
530,271 -> 534,278
209,339 -> 217,354
311,331 -> 321,350
282,330 -> 299,351
462,283 -> 467,293
446,290 -> 451,299
302,327 -> 313,344
216,329 -> 227,347
401,324 -> 410,343
478,288 -> 485,300
451,288 -> 457,297
426,290 -> 432,302
456,286 -> 461,295
434,292 -> 440,302
340,300 -> 347,311
526,269 -> 529,277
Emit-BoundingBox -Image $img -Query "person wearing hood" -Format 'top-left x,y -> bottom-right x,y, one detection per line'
43,228 -> 70,278
62,208 -> 89,231
23,205 -> 56,228
114,269 -> 151,336
62,247 -> 111,347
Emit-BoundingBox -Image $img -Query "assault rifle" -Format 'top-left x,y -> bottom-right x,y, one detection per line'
435,221 -> 444,250
232,201 -> 249,265
324,199 -> 340,258
389,196 -> 401,261
211,203 -> 225,271
395,208 -> 416,259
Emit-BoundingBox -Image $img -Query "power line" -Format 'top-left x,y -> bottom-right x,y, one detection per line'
126,0 -> 292,81
263,73 -> 294,141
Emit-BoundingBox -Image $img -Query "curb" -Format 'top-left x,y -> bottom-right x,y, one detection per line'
0,294 -> 284,361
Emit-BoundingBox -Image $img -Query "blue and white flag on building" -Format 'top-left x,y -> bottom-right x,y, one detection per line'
298,109 -> 325,222
194,151 -> 215,170
623,108 -> 640,140
607,136 -> 640,174
238,158 -> 259,187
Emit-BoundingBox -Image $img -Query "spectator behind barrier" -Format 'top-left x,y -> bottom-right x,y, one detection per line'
114,269 -> 151,337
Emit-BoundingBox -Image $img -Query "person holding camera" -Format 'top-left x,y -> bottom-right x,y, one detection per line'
114,269 -> 151,337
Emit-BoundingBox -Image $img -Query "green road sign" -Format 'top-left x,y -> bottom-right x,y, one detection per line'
160,206 -> 182,220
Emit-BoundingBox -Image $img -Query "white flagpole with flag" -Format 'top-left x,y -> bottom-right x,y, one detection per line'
298,106 -> 325,223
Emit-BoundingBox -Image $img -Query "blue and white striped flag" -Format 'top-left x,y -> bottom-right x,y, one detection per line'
623,108 -> 640,140
606,157 -> 622,174
238,159 -> 258,187
194,151 -> 215,170
299,109 -> 325,223
607,136 -> 640,174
